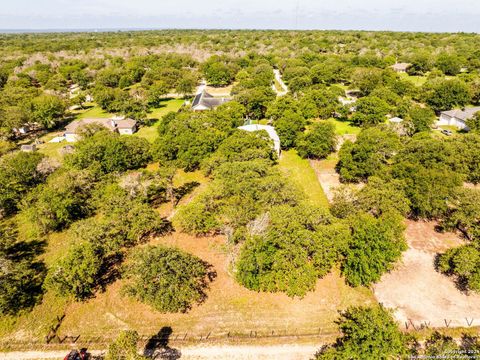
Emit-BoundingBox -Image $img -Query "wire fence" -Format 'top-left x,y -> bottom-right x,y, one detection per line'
0,327 -> 338,351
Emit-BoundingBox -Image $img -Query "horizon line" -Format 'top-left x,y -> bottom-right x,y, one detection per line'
0,27 -> 478,35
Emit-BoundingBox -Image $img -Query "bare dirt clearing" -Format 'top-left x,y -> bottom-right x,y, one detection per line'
374,221 -> 480,328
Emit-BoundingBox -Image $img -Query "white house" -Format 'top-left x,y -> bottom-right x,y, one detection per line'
238,124 -> 281,156
391,63 -> 410,73
64,117 -> 137,142
388,117 -> 404,124
437,107 -> 480,130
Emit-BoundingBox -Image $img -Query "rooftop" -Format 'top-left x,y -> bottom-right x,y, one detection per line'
65,117 -> 136,134
192,90 -> 230,110
441,107 -> 480,121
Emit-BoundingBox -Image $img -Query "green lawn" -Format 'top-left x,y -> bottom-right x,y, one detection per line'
326,118 -> 361,135
279,150 -> 330,209
398,72 -> 427,87
135,99 -> 185,142
74,104 -> 113,119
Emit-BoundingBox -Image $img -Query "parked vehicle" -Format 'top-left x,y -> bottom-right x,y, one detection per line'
64,349 -> 88,360
441,129 -> 453,136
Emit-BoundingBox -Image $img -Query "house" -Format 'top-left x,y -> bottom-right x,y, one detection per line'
192,90 -> 230,111
388,117 -> 404,124
20,144 -> 36,152
238,124 -> 281,156
437,107 -> 480,130
116,118 -> 138,135
64,117 -> 137,142
391,63 -> 410,73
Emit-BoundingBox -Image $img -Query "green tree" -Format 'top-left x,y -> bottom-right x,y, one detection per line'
438,245 -> 480,292
424,78 -> 471,112
341,212 -> 406,287
466,111 -> 480,132
296,122 -> 336,159
237,205 -> 348,297
30,94 -> 66,129
436,53 -> 462,76
22,170 -> 97,233
315,305 -> 409,359
0,221 -> 45,315
351,96 -> 390,127
407,105 -> 436,133
45,240 -> 104,300
105,330 -> 147,360
357,177 -> 411,217
337,126 -> 402,182
0,151 -> 45,216
351,68 -> 383,96
274,110 -> 306,149
442,188 -> 480,242
123,246 -> 212,313
66,131 -> 152,174
147,81 -> 169,106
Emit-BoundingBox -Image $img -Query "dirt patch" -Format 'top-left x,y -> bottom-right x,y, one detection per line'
374,221 -> 480,328
309,155 -> 362,203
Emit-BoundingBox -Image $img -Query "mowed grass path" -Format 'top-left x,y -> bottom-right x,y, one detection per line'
279,150 -> 330,209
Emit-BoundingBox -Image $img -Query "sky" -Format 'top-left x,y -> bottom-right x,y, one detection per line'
1,0 -> 480,33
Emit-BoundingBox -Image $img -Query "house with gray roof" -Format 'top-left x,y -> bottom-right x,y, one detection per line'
64,117 -> 137,142
192,90 -> 230,111
437,107 -> 480,130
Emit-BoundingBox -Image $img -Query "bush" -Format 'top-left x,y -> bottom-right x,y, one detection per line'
123,246 -> 213,312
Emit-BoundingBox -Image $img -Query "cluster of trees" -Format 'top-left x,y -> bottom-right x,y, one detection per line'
437,187 -> 480,292
315,305 -> 480,359
337,128 -> 480,218
45,184 -> 169,300
152,102 -> 247,171
0,52 -> 200,138
335,122 -> 480,292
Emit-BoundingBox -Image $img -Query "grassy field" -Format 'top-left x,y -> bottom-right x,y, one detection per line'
326,118 -> 361,135
398,72 -> 427,87
279,150 -> 330,209
135,99 -> 185,142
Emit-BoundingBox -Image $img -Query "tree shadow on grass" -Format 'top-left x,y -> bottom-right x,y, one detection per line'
144,326 -> 182,359
2,237 -> 47,315
174,181 -> 200,206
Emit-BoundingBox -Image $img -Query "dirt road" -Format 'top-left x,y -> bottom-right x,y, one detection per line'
0,344 -> 320,360
272,69 -> 288,96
